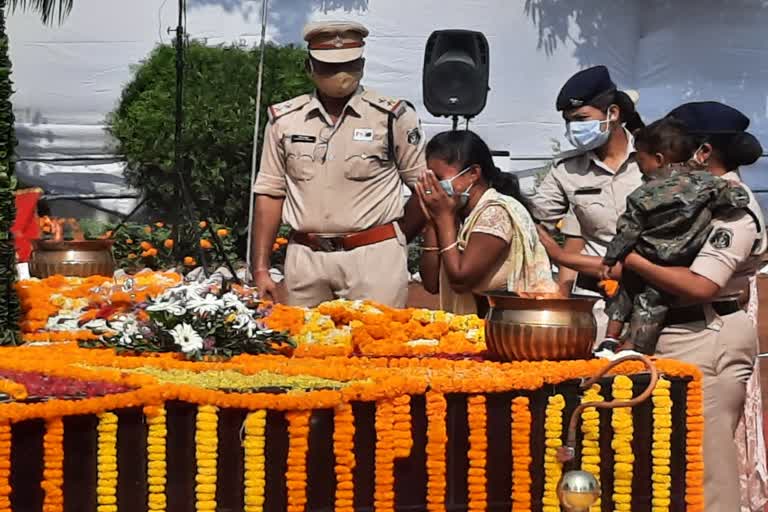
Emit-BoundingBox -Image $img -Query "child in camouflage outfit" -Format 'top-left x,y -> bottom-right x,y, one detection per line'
600,117 -> 749,354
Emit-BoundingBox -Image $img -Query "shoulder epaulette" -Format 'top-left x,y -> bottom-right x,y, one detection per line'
553,148 -> 585,166
267,94 -> 311,122
362,89 -> 409,119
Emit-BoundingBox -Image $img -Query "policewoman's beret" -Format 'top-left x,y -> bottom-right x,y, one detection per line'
556,65 -> 617,112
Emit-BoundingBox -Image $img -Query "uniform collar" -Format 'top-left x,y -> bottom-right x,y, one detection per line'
586,127 -> 636,174
723,169 -> 742,182
306,86 -> 365,123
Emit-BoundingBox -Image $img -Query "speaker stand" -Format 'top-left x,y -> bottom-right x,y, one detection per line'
452,115 -> 459,131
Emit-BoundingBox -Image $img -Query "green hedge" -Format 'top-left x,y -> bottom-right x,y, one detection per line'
0,0 -> 19,345
108,42 -> 314,256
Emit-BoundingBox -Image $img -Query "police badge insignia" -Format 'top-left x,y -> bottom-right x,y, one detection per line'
709,228 -> 733,249
407,128 -> 421,145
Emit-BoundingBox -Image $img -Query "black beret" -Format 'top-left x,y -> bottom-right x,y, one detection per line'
666,101 -> 750,134
556,65 -> 617,112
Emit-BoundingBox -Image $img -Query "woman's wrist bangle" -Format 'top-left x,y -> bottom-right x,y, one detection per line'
421,246 -> 440,252
440,241 -> 459,254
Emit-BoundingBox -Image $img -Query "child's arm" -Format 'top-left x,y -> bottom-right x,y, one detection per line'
604,193 -> 647,266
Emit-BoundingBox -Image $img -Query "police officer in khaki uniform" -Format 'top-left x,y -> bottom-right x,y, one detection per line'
251,21 -> 427,307
616,102 -> 766,511
530,65 -> 645,341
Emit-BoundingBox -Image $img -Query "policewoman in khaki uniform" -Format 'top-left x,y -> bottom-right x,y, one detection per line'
251,21 -> 427,307
615,102 -> 766,511
529,66 -> 645,340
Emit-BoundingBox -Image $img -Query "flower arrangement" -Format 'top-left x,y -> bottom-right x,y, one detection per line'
81,280 -> 294,359
651,377 -> 672,511
511,397 -> 532,511
612,376 -> 635,510
244,410 -> 267,512
542,394 -> 565,512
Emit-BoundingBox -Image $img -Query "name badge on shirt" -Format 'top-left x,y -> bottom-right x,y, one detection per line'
353,128 -> 374,141
291,134 -> 316,143
574,187 -> 602,195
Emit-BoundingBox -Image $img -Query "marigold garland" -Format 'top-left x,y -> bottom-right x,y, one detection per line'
0,378 -> 26,400
286,411 -> 310,512
374,399 -> 396,512
612,376 -> 635,512
580,384 -> 603,509
145,405 -> 167,512
542,394 -> 564,512
511,396 -> 532,511
96,412 -> 118,512
467,395 -> 487,512
685,374 -> 704,512
195,405 -> 218,512
333,403 -> 355,512
425,391 -> 447,512
0,422 -> 11,512
392,394 -> 412,459
243,410 -> 267,512
41,417 -> 64,512
651,377 -> 672,512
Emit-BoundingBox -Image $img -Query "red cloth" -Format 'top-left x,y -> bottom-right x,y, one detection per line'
11,189 -> 41,263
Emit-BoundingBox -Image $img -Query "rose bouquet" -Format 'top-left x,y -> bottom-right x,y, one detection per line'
81,281 -> 294,359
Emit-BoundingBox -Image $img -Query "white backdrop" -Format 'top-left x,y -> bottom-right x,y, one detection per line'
7,0 -> 768,215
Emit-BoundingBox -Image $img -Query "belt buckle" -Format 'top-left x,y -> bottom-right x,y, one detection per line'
317,237 -> 344,252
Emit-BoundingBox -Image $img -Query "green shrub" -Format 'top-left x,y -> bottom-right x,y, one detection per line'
0,0 -> 20,345
108,42 -> 314,256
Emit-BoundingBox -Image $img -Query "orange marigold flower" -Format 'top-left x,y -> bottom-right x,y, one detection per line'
148,248 -> 158,257
276,237 -> 288,245
127,254 -> 138,260
184,256 -> 197,266
272,243 -> 280,251
126,239 -> 134,244
216,228 -> 229,237
140,241 -> 152,251
163,239 -> 174,249
155,222 -> 165,228
200,239 -> 213,250
199,221 -> 208,229
144,226 -> 152,234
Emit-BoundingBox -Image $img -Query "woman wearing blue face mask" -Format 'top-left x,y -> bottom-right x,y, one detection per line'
415,130 -> 558,315
530,65 -> 645,340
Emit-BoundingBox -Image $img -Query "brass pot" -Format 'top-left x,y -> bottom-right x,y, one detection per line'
482,291 -> 597,361
29,239 -> 116,278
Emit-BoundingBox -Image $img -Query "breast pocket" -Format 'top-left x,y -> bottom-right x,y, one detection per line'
571,190 -> 607,236
343,135 -> 391,181
285,150 -> 316,181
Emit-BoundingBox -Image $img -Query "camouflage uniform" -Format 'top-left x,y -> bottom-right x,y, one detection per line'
603,164 -> 750,354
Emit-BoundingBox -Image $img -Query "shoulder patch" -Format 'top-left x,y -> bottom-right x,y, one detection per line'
407,126 -> 422,146
362,89 -> 408,118
709,227 -> 734,249
268,94 -> 311,122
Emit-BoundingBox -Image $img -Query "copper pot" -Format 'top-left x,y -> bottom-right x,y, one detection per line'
29,239 -> 116,278
482,291 -> 597,361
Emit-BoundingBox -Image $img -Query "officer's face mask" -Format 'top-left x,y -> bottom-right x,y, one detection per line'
438,165 -> 474,209
565,109 -> 616,151
687,144 -> 709,170
310,59 -> 363,99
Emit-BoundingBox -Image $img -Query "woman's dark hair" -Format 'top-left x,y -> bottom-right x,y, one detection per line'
425,130 -> 523,203
634,117 -> 698,163
698,132 -> 763,170
589,90 -> 645,133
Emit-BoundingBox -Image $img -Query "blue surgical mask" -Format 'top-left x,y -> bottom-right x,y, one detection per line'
565,113 -> 614,151
438,165 -> 474,208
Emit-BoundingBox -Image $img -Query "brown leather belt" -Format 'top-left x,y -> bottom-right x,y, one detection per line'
291,223 -> 397,252
664,300 -> 742,326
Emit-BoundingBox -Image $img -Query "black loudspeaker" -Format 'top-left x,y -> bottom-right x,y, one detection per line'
423,30 -> 490,119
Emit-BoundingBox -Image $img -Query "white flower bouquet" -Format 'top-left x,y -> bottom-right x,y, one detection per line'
82,281 -> 294,359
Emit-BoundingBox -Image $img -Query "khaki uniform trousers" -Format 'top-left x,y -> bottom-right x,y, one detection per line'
283,229 -> 409,308
655,307 -> 756,512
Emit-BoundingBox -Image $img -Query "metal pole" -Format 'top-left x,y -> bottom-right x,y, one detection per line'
245,0 -> 270,272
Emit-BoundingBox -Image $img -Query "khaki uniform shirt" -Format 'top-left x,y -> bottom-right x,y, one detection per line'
253,87 -> 427,234
689,171 -> 767,302
530,130 -> 643,257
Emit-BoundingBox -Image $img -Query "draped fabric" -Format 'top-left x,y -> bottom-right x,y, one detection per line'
738,275 -> 768,511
